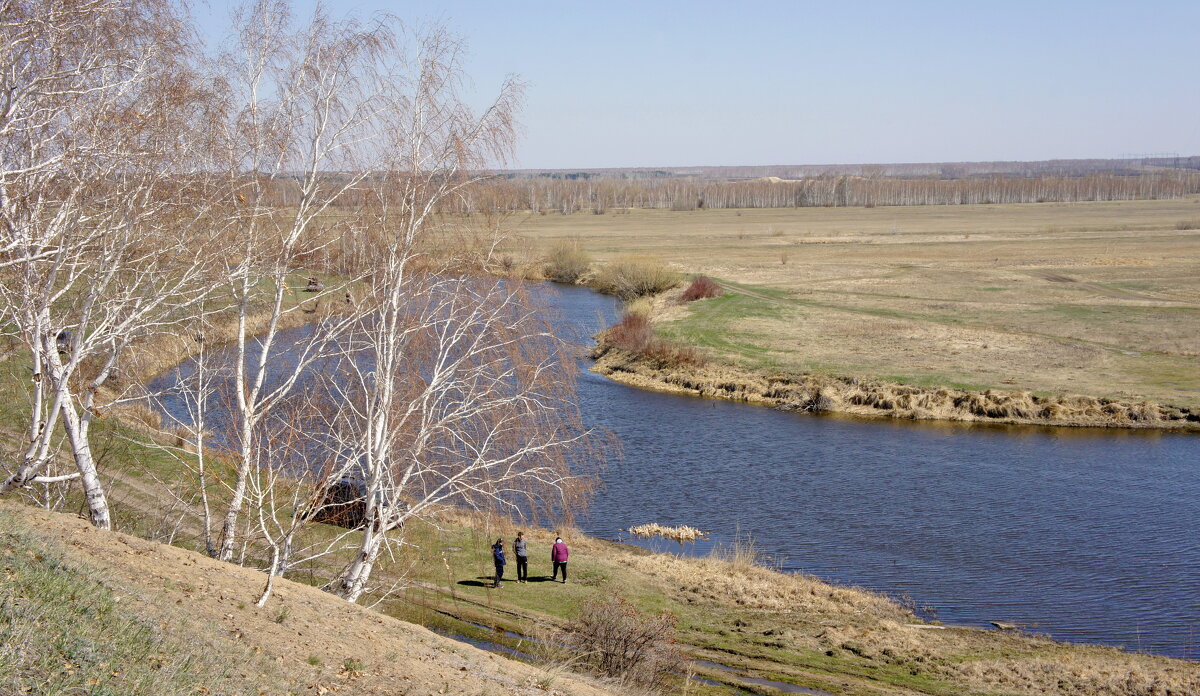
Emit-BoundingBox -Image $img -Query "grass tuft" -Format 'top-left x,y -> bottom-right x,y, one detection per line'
543,241 -> 592,283
590,256 -> 681,299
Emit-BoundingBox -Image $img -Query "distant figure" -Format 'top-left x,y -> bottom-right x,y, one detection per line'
514,531 -> 529,583
304,277 -> 322,292
492,538 -> 506,588
551,536 -> 569,583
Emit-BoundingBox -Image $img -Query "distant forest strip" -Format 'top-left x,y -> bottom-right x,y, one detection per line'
447,170 -> 1200,212
256,168 -> 1200,213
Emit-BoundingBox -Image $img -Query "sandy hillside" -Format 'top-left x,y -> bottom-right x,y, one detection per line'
4,501 -> 616,696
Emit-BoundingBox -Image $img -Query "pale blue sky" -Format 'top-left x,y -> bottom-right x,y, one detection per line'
194,1 -> 1200,169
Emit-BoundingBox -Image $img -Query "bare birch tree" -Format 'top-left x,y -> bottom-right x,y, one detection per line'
0,0 -> 220,528
203,0 -> 397,561
292,29 -> 601,602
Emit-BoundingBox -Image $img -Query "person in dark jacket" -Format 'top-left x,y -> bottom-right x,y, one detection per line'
492,538 -> 506,588
551,536 -> 569,583
514,531 -> 529,583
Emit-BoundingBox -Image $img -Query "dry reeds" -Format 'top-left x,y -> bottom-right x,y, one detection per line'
589,256 -> 681,299
543,240 -> 591,283
627,522 -> 707,544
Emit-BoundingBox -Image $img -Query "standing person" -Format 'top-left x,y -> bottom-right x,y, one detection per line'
492,538 -> 506,588
514,531 -> 529,583
551,536 -> 569,583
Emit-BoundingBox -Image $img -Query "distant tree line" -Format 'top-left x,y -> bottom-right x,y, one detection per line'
500,157 -> 1200,181
442,171 -> 1200,213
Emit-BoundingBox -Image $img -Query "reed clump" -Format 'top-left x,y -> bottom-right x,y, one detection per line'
542,241 -> 592,283
627,522 -> 707,543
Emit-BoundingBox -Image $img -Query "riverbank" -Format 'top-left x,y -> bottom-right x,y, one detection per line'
512,202 -> 1200,418
590,298 -> 1200,431
3,309 -> 1199,694
3,272 -> 1197,692
6,494 -> 1199,696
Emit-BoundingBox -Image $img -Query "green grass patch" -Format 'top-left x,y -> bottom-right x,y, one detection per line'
880,374 -> 998,392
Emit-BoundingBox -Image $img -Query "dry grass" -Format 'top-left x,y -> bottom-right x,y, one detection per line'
627,522 -> 707,543
1,501 -> 619,696
543,240 -> 593,284
507,199 -> 1200,410
587,255 -> 681,299
617,548 -> 906,618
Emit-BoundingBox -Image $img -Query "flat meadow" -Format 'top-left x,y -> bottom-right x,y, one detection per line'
510,197 -> 1200,409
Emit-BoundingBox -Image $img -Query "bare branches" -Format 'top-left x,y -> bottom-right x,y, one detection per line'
0,0 -> 220,529
0,3 -> 601,619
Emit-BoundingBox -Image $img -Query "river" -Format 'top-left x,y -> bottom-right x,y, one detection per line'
154,281 -> 1200,660
546,282 -> 1199,660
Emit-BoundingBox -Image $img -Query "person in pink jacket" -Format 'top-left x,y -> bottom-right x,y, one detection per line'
551,536 -> 569,583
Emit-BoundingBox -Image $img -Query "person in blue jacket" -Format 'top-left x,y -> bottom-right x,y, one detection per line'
492,538 -> 506,588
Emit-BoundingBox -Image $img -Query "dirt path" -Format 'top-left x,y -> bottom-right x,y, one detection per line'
1023,269 -> 1197,304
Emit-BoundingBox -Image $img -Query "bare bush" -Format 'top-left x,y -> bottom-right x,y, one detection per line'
563,594 -> 684,693
543,241 -> 591,283
603,313 -> 703,368
590,257 -> 680,299
680,276 -> 723,302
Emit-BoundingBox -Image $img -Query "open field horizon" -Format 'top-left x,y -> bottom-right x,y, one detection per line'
512,197 -> 1200,410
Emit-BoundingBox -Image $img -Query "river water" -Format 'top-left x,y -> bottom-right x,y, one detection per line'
544,282 -> 1199,660
154,281 -> 1200,659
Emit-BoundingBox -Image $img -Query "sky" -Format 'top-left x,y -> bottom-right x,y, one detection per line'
192,1 -> 1200,170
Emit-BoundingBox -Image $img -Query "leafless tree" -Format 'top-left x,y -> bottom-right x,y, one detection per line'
204,0 -> 392,562
303,28 -> 603,603
0,0 -> 220,529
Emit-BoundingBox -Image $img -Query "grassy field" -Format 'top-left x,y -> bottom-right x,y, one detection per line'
511,198 -> 1200,409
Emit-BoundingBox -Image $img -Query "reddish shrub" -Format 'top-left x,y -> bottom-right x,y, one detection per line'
605,312 -> 704,368
606,312 -> 654,353
680,275 -> 722,302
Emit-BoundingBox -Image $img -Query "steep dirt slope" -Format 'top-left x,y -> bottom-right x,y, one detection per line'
2,501 -> 616,696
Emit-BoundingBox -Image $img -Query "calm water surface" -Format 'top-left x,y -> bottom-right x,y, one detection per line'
545,283 -> 1199,660
155,282 -> 1200,659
